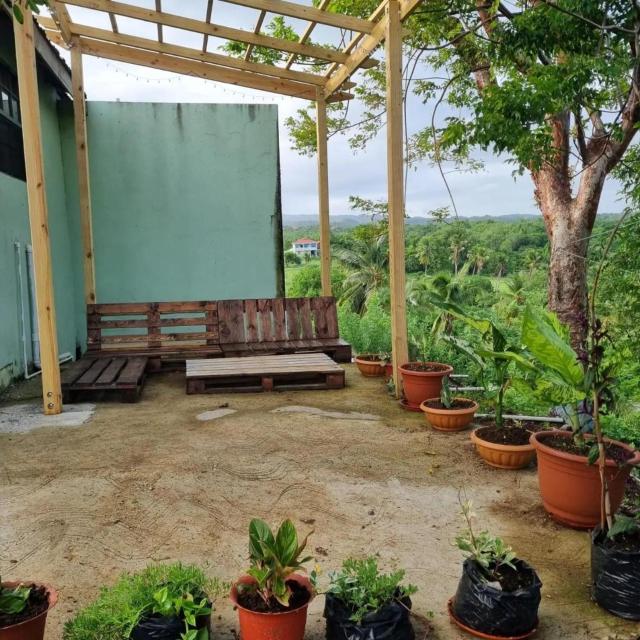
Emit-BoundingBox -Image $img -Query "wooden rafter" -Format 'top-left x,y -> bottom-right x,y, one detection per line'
285,0 -> 330,70
221,0 -> 374,34
202,0 -> 214,52
38,19 -> 328,87
61,0 -> 352,64
50,0 -> 72,43
244,9 -> 265,62
155,0 -> 162,43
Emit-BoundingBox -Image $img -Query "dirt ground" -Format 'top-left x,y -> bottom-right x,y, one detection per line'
1,366 -> 638,639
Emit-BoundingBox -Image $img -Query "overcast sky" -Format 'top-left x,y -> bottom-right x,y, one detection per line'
50,0 -> 624,218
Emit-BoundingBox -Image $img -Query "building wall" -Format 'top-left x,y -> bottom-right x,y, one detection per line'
61,102 -> 284,303
0,27 -> 83,390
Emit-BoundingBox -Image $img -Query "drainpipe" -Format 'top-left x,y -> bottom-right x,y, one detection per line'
19,243 -> 72,378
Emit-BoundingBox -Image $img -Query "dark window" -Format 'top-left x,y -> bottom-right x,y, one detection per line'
0,63 -> 25,181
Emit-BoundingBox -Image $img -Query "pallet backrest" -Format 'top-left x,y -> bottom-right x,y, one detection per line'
217,297 -> 340,344
86,302 -> 219,352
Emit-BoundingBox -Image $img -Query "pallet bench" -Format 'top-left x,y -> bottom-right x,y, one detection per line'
186,353 -> 345,394
61,355 -> 148,402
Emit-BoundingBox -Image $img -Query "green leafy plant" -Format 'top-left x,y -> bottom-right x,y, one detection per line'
440,375 -> 453,409
327,557 -> 417,623
245,518 -> 315,608
63,563 -> 224,640
5,0 -> 49,23
0,582 -> 31,615
455,499 -> 516,579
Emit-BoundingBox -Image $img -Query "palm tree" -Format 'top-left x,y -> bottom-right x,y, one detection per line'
524,248 -> 543,276
493,274 -> 526,320
414,236 -> 434,274
468,246 -> 488,275
336,235 -> 388,314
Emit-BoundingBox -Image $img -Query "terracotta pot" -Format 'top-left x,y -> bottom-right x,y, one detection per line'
399,362 -> 453,410
530,430 -> 640,529
230,574 -> 313,640
354,355 -> 385,377
420,398 -> 478,432
0,582 -> 57,640
384,362 -> 393,380
470,427 -> 535,470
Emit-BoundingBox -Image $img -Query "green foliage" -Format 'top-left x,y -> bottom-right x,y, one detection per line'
440,375 -> 452,409
327,557 -> 417,624
0,584 -> 30,615
339,301 -> 391,355
63,564 -> 223,640
285,252 -> 301,266
606,514 -> 640,541
287,263 -> 346,298
6,0 -> 49,23
151,586 -> 211,640
601,412 -> 640,447
245,519 -> 315,607
456,500 -> 517,579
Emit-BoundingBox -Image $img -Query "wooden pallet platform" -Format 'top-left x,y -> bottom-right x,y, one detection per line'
186,353 -> 345,394
61,356 -> 148,402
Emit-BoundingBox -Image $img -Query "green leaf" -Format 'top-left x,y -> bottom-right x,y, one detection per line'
0,586 -> 30,615
249,518 -> 275,560
13,4 -> 24,22
587,443 -> 600,465
607,515 -> 639,539
275,519 -> 298,566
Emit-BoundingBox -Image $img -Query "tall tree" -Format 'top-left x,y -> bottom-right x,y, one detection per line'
286,1 -> 640,348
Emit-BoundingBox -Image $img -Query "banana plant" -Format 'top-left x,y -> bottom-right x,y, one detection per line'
427,295 -> 535,428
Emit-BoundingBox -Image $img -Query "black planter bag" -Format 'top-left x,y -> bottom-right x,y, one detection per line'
323,592 -> 414,640
452,558 -> 541,637
591,527 -> 640,620
131,612 -> 211,640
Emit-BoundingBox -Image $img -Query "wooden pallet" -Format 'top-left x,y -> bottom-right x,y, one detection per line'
186,353 -> 345,394
61,356 -> 148,402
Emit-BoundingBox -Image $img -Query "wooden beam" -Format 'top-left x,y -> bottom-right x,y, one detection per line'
13,11 -> 62,415
62,0 -> 351,64
155,0 -> 162,42
75,38 -> 348,100
244,9 -> 265,62
325,0 -> 423,97
53,21 -> 327,86
50,1 -> 72,43
385,0 -> 408,396
108,12 -> 118,32
222,0 -> 374,34
285,0 -> 330,70
316,89 -> 331,296
70,41 -> 97,305
202,0 -> 214,52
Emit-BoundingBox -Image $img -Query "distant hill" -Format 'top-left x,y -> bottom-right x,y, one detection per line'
283,213 -> 540,229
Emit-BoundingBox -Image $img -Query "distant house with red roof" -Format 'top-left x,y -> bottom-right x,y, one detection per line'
292,237 -> 320,257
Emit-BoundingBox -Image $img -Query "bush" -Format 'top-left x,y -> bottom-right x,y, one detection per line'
287,263 -> 346,298
285,252 -> 301,266
63,563 -> 224,640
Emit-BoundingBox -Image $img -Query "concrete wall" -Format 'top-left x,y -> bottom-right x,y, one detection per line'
0,28 -> 83,390
61,102 -> 284,303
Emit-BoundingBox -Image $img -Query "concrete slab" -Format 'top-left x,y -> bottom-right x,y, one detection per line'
0,402 -> 95,434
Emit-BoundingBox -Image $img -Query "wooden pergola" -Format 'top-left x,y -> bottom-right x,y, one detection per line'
13,0 -> 420,414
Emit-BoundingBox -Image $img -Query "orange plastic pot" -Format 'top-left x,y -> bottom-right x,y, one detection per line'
470,428 -> 535,470
0,583 -> 57,640
354,355 -> 385,377
530,430 -> 640,529
399,362 -> 453,410
420,398 -> 478,432
384,363 -> 393,380
230,574 -> 313,640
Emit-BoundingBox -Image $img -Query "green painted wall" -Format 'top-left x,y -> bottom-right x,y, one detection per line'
0,28 -> 84,391
63,102 -> 284,303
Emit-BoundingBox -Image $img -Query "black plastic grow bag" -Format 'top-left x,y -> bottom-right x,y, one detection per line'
131,612 -> 210,640
452,558 -> 541,637
324,592 -> 414,640
591,526 -> 640,620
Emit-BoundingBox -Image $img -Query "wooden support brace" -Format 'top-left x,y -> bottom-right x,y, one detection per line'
385,0 -> 408,397
13,11 -> 63,415
70,41 -> 97,304
315,88 -> 331,296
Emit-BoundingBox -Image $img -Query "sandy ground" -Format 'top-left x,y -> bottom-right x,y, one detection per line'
1,366 -> 638,640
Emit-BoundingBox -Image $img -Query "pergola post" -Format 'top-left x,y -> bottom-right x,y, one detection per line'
385,0 -> 408,396
71,40 -> 97,304
315,87 -> 332,296
13,10 -> 63,415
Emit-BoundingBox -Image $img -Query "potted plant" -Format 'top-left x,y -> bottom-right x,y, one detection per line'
354,353 -> 386,377
0,580 -> 57,640
63,563 -> 221,640
400,333 -> 453,411
522,307 -> 640,528
429,298 -> 538,469
420,375 -> 479,432
230,518 -> 316,640
449,500 -> 542,639
324,557 -> 417,640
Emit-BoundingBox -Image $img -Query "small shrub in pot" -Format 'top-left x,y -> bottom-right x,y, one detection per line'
0,580 -> 57,640
450,501 -> 541,639
324,557 -> 417,640
230,518 -> 317,640
63,563 -> 221,640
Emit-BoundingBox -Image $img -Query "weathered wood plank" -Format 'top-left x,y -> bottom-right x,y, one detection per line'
257,299 -> 274,342
245,299 -> 259,342
94,357 -> 127,385
286,298 -> 301,340
273,299 -> 287,341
